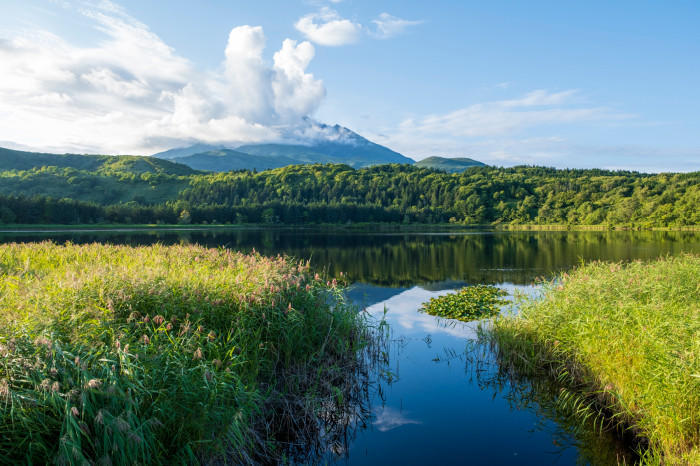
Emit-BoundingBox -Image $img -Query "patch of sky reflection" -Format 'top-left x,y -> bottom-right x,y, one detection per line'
336,282 -> 583,465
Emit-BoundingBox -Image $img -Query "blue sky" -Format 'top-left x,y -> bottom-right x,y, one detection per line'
1,0 -> 699,171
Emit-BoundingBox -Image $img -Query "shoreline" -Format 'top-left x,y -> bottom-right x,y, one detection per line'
489,255 -> 700,463
0,222 -> 698,234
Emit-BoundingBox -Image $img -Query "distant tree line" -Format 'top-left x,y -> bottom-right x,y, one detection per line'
0,164 -> 697,226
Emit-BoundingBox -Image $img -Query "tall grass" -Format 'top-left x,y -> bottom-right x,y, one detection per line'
0,242 -> 372,464
490,254 -> 700,464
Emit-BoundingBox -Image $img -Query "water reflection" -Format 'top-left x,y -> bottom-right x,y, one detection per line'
2,228 -> 695,464
372,406 -> 422,432
350,283 -> 535,339
469,339 -> 640,464
338,279 -> 640,464
2,228 -> 699,286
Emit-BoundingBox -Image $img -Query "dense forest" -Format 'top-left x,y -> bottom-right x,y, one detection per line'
0,163 -> 698,226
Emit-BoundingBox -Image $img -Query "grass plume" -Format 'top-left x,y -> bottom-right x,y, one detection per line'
0,242 -> 373,464
489,254 -> 699,464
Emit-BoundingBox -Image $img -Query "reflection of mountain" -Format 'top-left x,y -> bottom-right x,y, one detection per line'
346,283 -> 408,308
418,280 -> 470,292
364,287 -> 478,338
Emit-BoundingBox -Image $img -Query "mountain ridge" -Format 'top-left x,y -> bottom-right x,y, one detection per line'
415,156 -> 486,173
0,147 -> 198,176
151,124 -> 415,171
173,149 -> 300,172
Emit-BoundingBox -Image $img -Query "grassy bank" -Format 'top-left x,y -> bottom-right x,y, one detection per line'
490,255 -> 699,464
496,224 -> 700,232
0,242 -> 372,464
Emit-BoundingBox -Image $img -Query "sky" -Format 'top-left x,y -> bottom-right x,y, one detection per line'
1,0 -> 699,172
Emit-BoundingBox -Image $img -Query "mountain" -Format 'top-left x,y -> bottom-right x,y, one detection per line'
0,147 -> 198,176
415,156 -> 485,173
174,149 -> 299,172
0,146 -> 196,205
151,124 -> 414,172
238,125 -> 412,168
153,143 -> 224,160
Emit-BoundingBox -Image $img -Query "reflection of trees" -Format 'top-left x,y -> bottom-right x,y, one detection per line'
258,315 -> 395,464
2,229 -> 698,286
464,338 -> 641,465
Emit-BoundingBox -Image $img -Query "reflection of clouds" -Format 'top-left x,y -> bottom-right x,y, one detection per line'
366,287 -> 479,338
372,406 -> 422,432
366,284 -> 536,338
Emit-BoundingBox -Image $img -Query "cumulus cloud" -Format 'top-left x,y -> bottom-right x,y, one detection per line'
273,39 -> 326,120
371,13 -> 423,39
294,7 -> 362,46
0,2 -> 326,154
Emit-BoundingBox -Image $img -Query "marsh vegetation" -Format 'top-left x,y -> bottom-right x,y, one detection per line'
0,242 -> 384,464
0,230 -> 698,464
489,255 -> 700,464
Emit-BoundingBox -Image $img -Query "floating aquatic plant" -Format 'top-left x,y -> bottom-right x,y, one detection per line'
420,285 -> 508,321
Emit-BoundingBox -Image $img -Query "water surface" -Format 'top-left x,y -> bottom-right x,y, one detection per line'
2,228 -> 698,464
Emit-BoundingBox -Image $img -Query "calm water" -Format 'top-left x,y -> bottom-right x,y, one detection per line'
2,228 -> 699,464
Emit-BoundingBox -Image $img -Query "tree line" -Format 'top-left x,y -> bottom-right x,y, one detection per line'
0,164 -> 697,226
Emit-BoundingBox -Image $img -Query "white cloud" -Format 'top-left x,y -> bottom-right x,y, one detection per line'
0,2 -> 326,154
295,9 -> 421,45
500,89 -> 579,107
371,13 -> 422,39
368,90 -> 632,153
272,39 -> 326,120
358,89 -> 675,169
295,7 -> 362,46
82,68 -> 150,98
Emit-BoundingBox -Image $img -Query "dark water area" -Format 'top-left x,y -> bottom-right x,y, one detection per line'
2,228 -> 699,464
2,228 -> 698,286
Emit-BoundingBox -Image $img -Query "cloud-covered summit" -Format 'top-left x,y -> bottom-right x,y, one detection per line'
0,2 -> 328,155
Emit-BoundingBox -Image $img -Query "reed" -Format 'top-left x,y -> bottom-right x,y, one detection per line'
490,254 -> 700,464
0,242 -> 371,464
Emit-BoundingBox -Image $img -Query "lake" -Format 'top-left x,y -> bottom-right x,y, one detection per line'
2,228 -> 699,464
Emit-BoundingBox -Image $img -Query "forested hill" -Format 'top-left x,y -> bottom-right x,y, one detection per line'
0,162 -> 697,226
415,156 -> 485,172
0,147 -> 198,175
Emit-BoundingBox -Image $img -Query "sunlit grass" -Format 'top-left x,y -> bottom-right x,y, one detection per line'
491,255 -> 700,464
0,242 -> 369,464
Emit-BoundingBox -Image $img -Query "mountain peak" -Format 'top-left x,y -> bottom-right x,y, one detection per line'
152,123 -> 413,171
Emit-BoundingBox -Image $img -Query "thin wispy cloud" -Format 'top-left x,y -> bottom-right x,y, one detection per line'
392,90 -> 631,140
371,13 -> 423,39
365,89 -> 645,168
